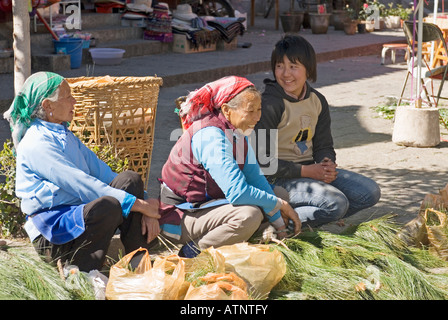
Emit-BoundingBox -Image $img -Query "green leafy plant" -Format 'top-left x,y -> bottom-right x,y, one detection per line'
372,98 -> 448,131
384,2 -> 399,16
372,103 -> 397,119
370,0 -> 386,18
345,5 -> 358,21
384,3 -> 412,19
371,97 -> 401,119
0,141 -> 24,238
358,0 -> 386,19
398,4 -> 412,20
89,144 -> 129,174
358,2 -> 369,20
440,108 -> 448,131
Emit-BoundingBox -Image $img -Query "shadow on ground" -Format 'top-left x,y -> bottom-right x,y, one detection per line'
330,104 -> 392,149
320,165 -> 448,234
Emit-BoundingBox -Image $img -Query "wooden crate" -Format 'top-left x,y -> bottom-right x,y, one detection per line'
66,76 -> 163,188
172,34 -> 216,54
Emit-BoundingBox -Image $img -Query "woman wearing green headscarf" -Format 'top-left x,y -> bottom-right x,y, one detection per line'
4,72 -> 161,272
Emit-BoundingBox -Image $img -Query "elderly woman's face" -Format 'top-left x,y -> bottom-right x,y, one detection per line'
223,90 -> 261,136
44,80 -> 76,124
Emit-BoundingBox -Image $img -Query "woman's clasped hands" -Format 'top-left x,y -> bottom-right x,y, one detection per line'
302,157 -> 338,184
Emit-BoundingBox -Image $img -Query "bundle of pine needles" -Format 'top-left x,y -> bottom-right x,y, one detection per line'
270,215 -> 448,300
0,247 -> 95,300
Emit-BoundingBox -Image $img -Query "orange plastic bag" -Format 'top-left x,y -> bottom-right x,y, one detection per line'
105,248 -> 188,300
184,272 -> 249,300
200,243 -> 286,299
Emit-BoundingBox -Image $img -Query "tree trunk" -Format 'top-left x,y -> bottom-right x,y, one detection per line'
12,0 -> 31,95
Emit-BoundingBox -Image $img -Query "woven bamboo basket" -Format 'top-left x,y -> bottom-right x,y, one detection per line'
66,76 -> 163,188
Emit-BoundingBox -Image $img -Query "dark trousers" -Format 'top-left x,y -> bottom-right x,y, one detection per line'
33,170 -> 152,272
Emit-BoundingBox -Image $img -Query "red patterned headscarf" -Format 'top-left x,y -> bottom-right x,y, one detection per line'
179,76 -> 254,129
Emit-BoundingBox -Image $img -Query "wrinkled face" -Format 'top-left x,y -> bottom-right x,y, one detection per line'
275,55 -> 307,99
222,90 -> 262,136
44,80 -> 76,124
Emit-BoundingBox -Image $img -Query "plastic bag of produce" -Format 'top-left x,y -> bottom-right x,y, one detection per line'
184,272 -> 249,300
106,248 -> 188,300
200,243 -> 286,299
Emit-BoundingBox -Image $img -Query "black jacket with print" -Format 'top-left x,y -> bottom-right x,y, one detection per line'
254,78 -> 336,182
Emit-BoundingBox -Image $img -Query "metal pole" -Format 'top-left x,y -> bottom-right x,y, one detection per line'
430,0 -> 438,67
416,0 -> 424,108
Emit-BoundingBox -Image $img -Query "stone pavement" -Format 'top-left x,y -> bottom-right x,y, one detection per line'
1,15 -> 448,234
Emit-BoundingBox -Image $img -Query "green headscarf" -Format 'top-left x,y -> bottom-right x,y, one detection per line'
4,72 -> 65,149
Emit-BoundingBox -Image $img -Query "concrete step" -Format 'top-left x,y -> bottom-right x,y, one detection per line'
0,56 -> 13,74
28,11 -> 151,73
94,38 -> 171,59
32,54 -> 71,73
28,20 -> 165,73
31,25 -> 145,50
32,12 -> 122,34
0,37 -> 12,74
76,12 -> 122,30
31,36 -> 168,71
87,25 -> 145,45
0,39 -> 8,49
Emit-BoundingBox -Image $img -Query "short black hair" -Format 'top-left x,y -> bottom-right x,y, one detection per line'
271,34 -> 317,82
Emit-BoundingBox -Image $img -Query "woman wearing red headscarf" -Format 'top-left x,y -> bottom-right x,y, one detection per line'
155,76 -> 300,257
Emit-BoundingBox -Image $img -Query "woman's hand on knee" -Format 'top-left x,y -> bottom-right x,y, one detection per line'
279,199 -> 301,237
132,198 -> 161,219
141,216 -> 160,243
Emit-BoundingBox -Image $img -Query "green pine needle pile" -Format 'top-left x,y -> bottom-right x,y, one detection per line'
270,215 -> 448,300
2,214 -> 448,300
0,247 -> 95,300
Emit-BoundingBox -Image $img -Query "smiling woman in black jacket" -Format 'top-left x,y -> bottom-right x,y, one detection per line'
255,35 -> 381,228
